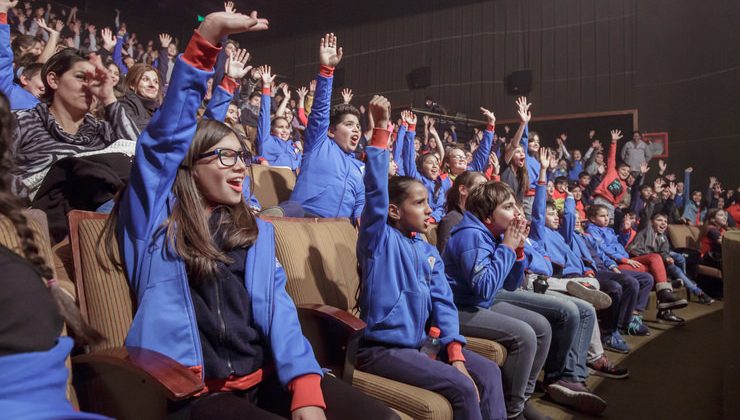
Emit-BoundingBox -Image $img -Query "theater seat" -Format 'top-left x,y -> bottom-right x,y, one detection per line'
667,224 -> 722,279
250,165 -> 296,208
265,216 -> 507,420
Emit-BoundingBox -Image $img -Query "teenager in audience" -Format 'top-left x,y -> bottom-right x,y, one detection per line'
585,204 -> 688,324
290,33 -> 366,219
436,170 -> 488,254
117,63 -> 162,131
357,94 -> 506,420
700,208 -> 728,270
108,13 -> 394,419
681,167 -> 707,225
0,90 -> 106,419
441,179 -> 554,419
255,65 -> 301,170
627,213 -> 714,304
503,97 -> 538,216
441,107 -> 494,182
591,130 -> 631,224
0,1 -> 42,110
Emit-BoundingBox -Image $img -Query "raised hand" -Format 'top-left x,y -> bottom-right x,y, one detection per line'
368,95 -> 391,132
159,33 -> 172,48
71,20 -> 81,34
101,28 -> 116,51
280,82 -> 290,98
640,162 -> 650,175
87,23 -> 96,34
258,65 -> 275,88
658,159 -> 667,173
0,1 -> 19,13
406,111 -> 417,126
224,1 -> 236,13
198,10 -> 269,46
35,18 -> 56,34
610,129 -> 623,143
318,33 -> 343,67
480,106 -> 496,125
309,79 -> 316,93
653,177 -> 665,192
709,176 -> 718,187
589,129 -> 596,139
538,147 -> 551,168
86,54 -> 116,106
515,96 -> 531,123
668,182 -> 678,197
685,167 -> 693,173
296,86 -> 308,100
225,48 -> 251,80
341,88 -> 353,104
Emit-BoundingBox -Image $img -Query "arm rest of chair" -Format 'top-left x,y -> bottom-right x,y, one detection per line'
73,346 -> 203,400
297,304 -> 366,384
697,264 -> 723,279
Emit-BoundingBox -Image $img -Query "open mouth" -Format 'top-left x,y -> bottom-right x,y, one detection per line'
226,177 -> 243,192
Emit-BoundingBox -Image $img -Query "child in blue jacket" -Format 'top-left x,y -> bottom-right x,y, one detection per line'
111,14 -> 394,420
356,95 -> 506,420
290,33 -> 365,219
0,6 -> 39,110
255,65 -> 301,170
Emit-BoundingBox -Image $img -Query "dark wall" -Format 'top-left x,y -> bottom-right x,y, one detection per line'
242,0 -> 739,187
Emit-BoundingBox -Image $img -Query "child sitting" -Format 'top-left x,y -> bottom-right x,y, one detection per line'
356,95 -> 506,420
628,213 -> 714,304
700,208 -> 728,270
255,66 -> 302,170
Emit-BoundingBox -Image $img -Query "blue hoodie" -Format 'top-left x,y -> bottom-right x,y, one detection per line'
519,125 -> 541,191
116,47 -> 321,387
358,141 -> 465,349
584,223 -> 630,263
256,89 -> 301,170
558,195 -> 618,272
0,23 -> 40,111
392,123 -> 407,177
529,180 -> 588,276
403,127 -> 448,222
523,238 -> 554,277
0,337 -> 109,419
290,70 -> 365,219
442,211 -> 524,308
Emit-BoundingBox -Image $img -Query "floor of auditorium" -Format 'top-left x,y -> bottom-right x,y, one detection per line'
530,300 -> 724,420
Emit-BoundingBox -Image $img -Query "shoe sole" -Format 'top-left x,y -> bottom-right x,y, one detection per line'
566,281 -> 612,310
657,298 -> 688,310
588,367 -> 630,380
547,383 -> 607,415
621,329 -> 651,337
603,344 -> 630,354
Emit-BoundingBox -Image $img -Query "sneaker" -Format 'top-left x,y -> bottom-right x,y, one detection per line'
623,314 -> 651,336
546,380 -> 607,416
656,288 -> 689,310
588,354 -> 630,379
522,401 -> 553,420
657,309 -> 686,325
602,331 -> 630,354
696,293 -> 715,305
566,281 -> 612,310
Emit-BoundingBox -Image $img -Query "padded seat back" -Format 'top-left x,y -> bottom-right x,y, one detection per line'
667,224 -> 701,250
68,211 -> 133,353
250,165 -> 296,208
266,217 -> 360,316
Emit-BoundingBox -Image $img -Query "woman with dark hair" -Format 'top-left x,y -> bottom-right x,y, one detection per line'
436,170 -> 487,254
0,91 -> 106,418
10,48 -> 139,199
118,63 -> 162,131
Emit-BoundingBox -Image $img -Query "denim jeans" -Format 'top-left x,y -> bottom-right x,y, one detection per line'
668,251 -> 703,296
494,289 -> 595,383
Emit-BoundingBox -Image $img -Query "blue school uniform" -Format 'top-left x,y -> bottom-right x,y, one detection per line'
402,127 -> 449,223
0,23 -> 39,110
256,90 -> 301,170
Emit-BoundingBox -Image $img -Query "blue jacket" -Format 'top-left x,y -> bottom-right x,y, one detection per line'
0,337 -> 109,419
558,196 -> 618,271
519,125 -> 540,191
257,90 -> 301,170
584,223 -> 630,263
117,54 -> 321,387
523,238 -> 554,277
530,180 -> 588,276
443,211 -> 524,308
403,127 -> 448,222
290,72 -> 365,219
0,23 -> 39,111
392,123 -> 407,176
468,127 -> 494,172
358,144 -> 465,349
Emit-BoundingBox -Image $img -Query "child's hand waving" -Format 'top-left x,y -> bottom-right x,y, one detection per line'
319,33 -> 343,67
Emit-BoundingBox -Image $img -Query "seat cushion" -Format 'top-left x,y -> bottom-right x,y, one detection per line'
667,224 -> 701,250
251,165 -> 297,208
465,337 -> 507,366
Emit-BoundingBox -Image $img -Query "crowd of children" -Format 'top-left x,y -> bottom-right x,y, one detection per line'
0,1 -> 735,420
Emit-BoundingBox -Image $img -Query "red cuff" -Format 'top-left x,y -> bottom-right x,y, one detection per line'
447,342 -> 466,363
257,157 -> 267,164
537,181 -> 546,186
219,76 -> 238,95
409,124 -> 417,132
0,13 -> 7,25
401,122 -> 408,127
262,87 -> 271,95
288,374 -> 326,412
486,124 -> 495,132
182,30 -> 221,71
584,270 -> 595,277
515,247 -> 525,260
370,127 -> 391,149
319,65 -> 335,77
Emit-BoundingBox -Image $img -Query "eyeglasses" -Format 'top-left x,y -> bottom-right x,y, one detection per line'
197,148 -> 252,167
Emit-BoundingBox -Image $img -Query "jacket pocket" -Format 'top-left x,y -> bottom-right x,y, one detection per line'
373,290 -> 424,341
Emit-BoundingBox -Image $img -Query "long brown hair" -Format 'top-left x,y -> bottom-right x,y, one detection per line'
0,92 -> 103,345
124,63 -> 163,104
101,119 -> 259,282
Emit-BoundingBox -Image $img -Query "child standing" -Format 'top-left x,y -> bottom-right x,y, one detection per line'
592,130 -> 632,224
357,95 -> 506,420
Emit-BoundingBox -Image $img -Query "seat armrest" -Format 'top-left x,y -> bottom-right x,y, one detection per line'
73,347 -> 203,400
297,304 -> 366,384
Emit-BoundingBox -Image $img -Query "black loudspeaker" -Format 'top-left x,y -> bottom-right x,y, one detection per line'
505,70 -> 532,95
406,66 -> 432,90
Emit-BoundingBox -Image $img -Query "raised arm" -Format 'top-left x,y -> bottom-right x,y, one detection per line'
35,17 -> 61,63
607,130 -> 622,173
255,65 -> 275,155
303,33 -> 342,154
393,111 -> 410,177
275,83 -> 290,118
295,86 -> 308,126
529,147 -> 552,242
469,107 -> 495,171
559,189 -> 576,245
683,167 -> 692,204
402,118 -> 420,180
358,95 -> 392,252
204,48 -> 250,122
